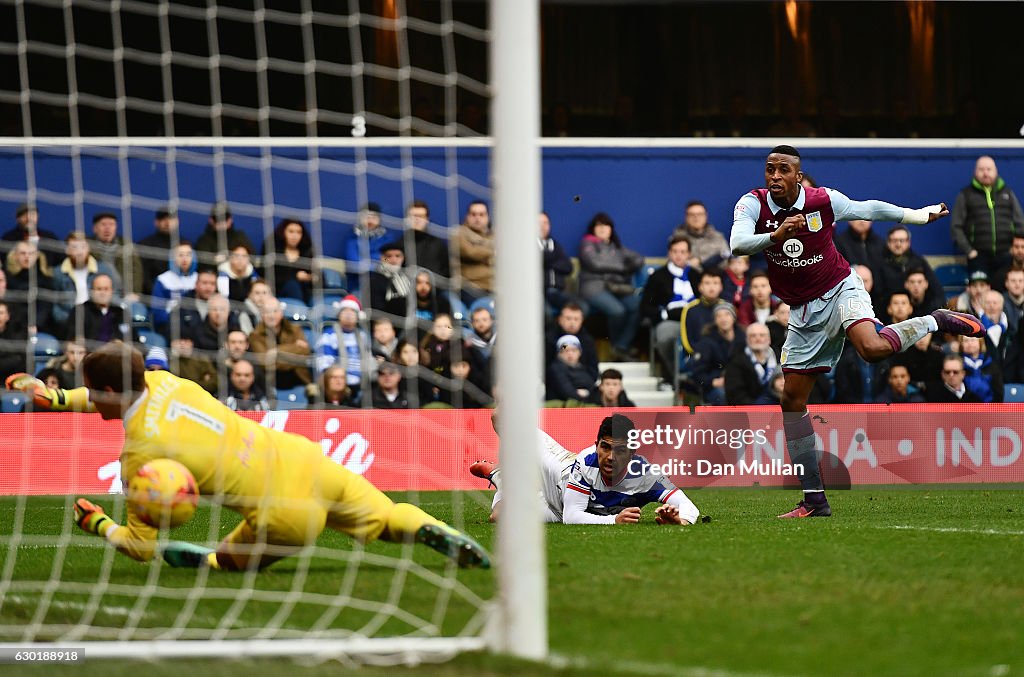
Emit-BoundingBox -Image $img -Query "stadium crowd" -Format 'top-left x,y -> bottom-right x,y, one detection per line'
0,153 -> 1021,410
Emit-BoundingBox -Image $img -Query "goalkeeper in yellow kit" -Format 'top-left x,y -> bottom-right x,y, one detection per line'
6,342 -> 489,571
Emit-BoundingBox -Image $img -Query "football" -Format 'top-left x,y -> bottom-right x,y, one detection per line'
127,459 -> 199,528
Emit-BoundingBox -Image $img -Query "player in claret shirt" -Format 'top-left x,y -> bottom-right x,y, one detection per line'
730,145 -> 984,519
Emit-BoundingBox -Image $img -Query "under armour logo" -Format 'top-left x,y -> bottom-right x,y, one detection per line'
766,219 -> 780,230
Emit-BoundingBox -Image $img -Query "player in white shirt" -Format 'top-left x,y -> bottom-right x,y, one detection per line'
471,413 -> 699,526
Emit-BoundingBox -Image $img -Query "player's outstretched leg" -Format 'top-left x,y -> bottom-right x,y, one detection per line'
381,502 -> 489,569
163,541 -> 217,568
470,460 -> 499,489
854,310 -> 983,365
930,309 -> 985,338
321,465 -> 492,568
415,523 -> 490,569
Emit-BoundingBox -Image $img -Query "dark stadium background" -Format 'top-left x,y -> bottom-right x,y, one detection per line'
0,1 -> 1018,139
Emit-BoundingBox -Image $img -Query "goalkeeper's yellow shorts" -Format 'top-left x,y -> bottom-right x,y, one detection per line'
222,459 -> 397,556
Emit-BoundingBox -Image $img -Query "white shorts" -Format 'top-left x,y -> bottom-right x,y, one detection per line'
492,430 -> 579,523
780,268 -> 878,374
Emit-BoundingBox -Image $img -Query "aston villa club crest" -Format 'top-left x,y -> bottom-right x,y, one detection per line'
806,211 -> 823,232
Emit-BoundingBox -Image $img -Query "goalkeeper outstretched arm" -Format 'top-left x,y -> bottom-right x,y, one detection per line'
74,498 -> 160,562
4,373 -> 94,412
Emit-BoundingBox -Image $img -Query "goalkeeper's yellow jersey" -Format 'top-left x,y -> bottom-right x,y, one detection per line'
106,370 -> 329,560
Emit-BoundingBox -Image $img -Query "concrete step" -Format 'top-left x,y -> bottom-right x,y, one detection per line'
630,390 -> 676,407
598,361 -> 651,379
622,375 -> 660,392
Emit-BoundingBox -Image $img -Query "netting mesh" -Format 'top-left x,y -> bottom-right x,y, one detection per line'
0,0 -> 489,138
0,0 -> 499,660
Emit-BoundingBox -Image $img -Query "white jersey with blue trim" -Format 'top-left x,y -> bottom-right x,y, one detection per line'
563,450 -> 681,513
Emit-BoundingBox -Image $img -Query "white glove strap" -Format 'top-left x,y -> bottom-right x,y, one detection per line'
902,204 -> 943,225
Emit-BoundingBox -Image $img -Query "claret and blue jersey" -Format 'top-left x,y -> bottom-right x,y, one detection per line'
731,184 -> 907,307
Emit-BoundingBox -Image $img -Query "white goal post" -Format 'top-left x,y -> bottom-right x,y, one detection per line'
488,0 -> 547,660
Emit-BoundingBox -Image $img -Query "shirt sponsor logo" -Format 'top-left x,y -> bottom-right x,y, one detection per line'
782,238 -> 804,258
771,253 -> 825,268
807,211 -> 823,232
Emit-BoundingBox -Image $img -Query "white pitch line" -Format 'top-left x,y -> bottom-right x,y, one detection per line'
877,525 -> 1024,536
550,653 -> 780,677
3,595 -> 150,620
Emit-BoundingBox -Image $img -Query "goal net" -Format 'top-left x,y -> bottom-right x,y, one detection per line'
0,0 -> 545,664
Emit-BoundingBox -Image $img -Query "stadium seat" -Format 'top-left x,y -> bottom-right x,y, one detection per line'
321,268 -> 346,294
273,386 -> 308,410
31,332 -> 62,373
935,263 -> 968,293
129,301 -> 151,325
319,293 -> 346,307
280,298 -> 310,323
136,328 -> 168,349
1004,383 -> 1024,403
311,301 -> 340,326
634,264 -> 657,290
32,332 -> 62,359
1,391 -> 27,413
298,321 -> 316,346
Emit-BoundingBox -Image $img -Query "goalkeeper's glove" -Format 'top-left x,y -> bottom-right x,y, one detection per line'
74,498 -> 116,537
4,373 -> 72,410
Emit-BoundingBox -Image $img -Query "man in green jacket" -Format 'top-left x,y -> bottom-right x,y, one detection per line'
951,155 -> 1024,276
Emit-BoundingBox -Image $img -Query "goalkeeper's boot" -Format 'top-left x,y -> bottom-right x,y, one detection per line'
469,460 -> 498,487
416,524 -> 491,569
74,499 -> 117,536
163,541 -> 216,568
778,495 -> 832,519
931,309 -> 985,338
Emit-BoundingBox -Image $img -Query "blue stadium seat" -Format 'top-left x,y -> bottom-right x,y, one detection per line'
321,268 -> 346,293
311,302 -> 340,326
32,332 -> 62,359
1,391 -> 27,413
298,321 -> 316,346
136,328 -> 168,349
274,386 -> 308,410
31,332 -> 62,373
1004,383 -> 1024,403
634,264 -> 657,290
279,298 -> 310,323
129,301 -> 151,325
319,293 -> 346,307
935,263 -> 968,291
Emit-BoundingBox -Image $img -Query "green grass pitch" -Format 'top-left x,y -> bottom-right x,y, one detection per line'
2,488 -> 1023,676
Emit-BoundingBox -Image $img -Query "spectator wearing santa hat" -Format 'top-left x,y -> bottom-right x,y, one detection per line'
314,294 -> 373,406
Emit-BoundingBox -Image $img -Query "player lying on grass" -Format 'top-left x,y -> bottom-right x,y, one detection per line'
472,413 -> 699,525
6,342 -> 489,571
